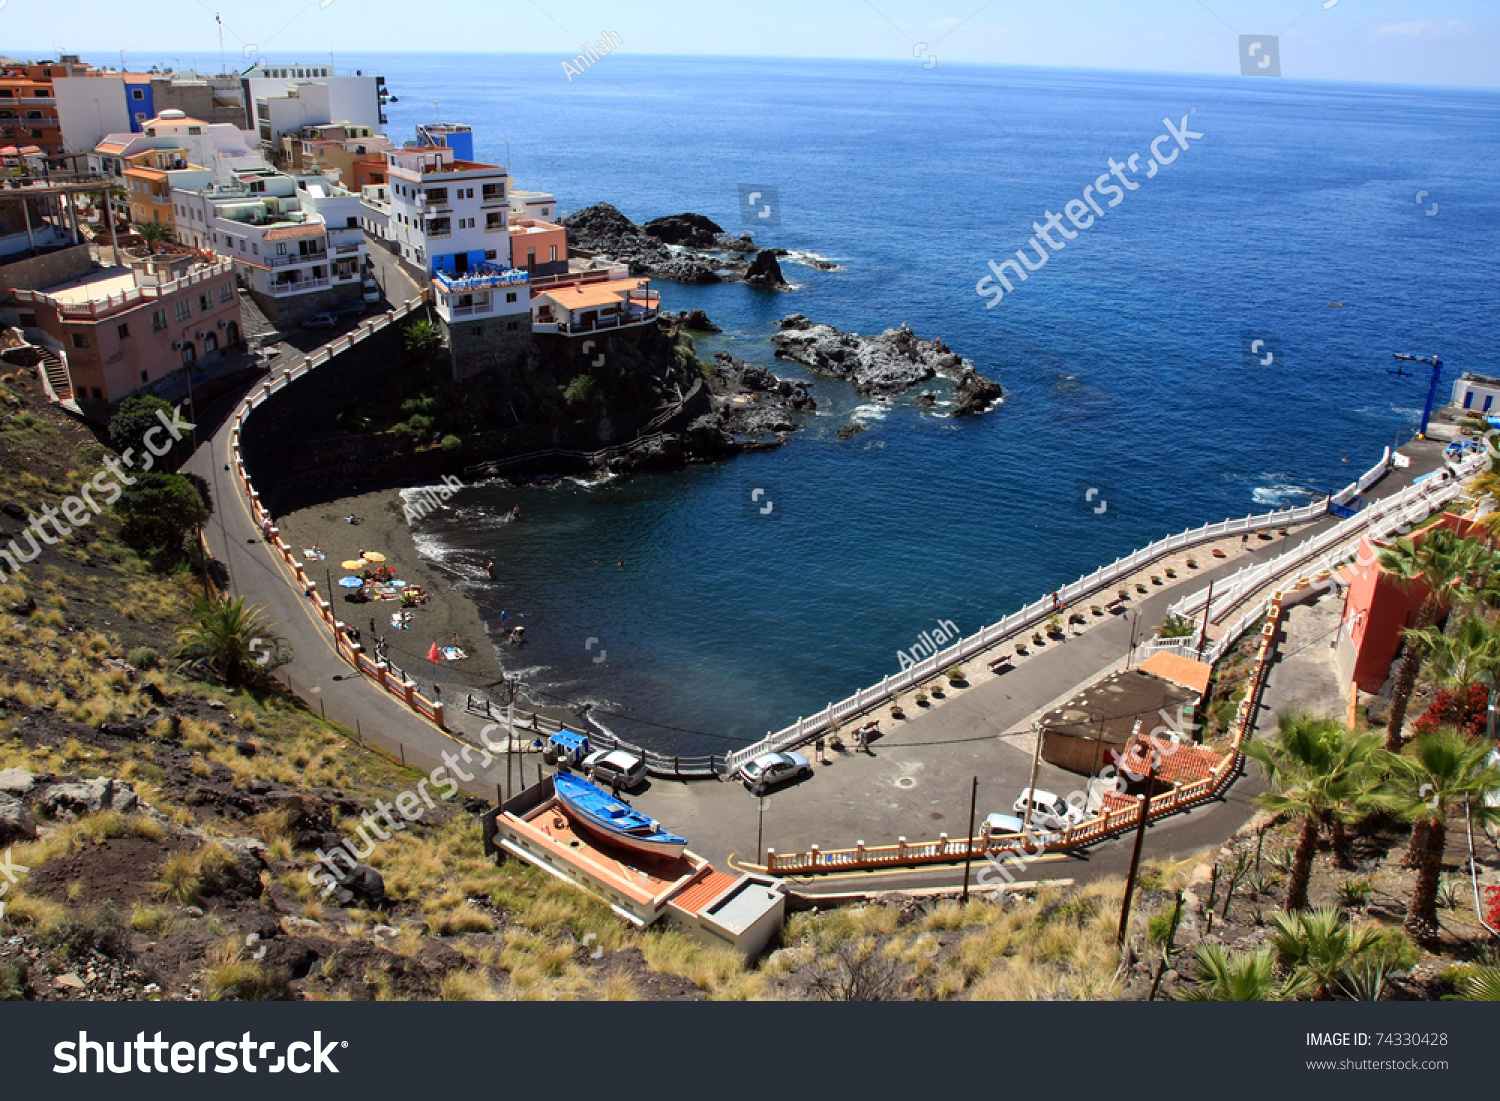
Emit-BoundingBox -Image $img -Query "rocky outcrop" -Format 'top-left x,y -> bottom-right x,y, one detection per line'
641,213 -> 724,248
745,249 -> 788,288
710,352 -> 816,441
772,314 -> 1002,412
665,309 -> 722,333
952,370 -> 1003,416
562,204 -> 795,288
0,792 -> 36,846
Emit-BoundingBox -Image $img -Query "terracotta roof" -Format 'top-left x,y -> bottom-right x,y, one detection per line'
538,278 -> 652,311
671,870 -> 738,916
1138,652 -> 1212,696
262,224 -> 325,241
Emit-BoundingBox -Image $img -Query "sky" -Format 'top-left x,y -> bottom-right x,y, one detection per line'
6,0 -> 1499,88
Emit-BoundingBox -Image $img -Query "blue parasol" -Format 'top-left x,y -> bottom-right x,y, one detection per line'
338,577 -> 366,589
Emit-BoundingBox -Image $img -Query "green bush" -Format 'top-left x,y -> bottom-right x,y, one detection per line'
440,434 -> 462,453
563,374 -> 596,407
128,646 -> 160,671
115,472 -> 209,571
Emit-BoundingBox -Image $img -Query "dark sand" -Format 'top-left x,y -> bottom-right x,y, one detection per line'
275,488 -> 511,702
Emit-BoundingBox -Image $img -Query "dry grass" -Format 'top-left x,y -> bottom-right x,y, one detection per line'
151,842 -> 236,907
438,969 -> 498,1001
639,928 -> 765,1000
11,810 -> 164,870
201,938 -> 278,1001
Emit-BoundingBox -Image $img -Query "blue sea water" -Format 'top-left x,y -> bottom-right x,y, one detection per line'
96,51 -> 1500,752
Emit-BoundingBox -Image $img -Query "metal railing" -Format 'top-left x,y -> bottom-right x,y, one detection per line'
720,473 -> 1385,775
464,694 -> 724,779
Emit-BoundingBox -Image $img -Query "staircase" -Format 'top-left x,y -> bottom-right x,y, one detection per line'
35,346 -> 73,403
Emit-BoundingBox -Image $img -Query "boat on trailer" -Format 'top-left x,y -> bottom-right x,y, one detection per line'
552,771 -> 688,859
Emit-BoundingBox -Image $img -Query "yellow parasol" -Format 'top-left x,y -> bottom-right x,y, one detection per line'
341,559 -> 366,571
362,552 -> 387,563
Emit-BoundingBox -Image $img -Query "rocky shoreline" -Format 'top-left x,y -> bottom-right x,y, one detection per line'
562,203 -> 837,288
772,314 -> 1002,415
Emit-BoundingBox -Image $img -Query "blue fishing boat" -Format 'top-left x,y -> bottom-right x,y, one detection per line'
552,771 -> 688,859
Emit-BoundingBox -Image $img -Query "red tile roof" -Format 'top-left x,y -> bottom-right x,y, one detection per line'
671,870 -> 738,916
262,224 -> 325,241
1139,652 -> 1213,695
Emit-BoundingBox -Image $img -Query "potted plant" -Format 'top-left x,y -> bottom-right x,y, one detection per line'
1117,587 -> 1130,603
915,689 -> 929,706
891,701 -> 905,719
1032,631 -> 1044,646
1015,642 -> 1028,655
1091,605 -> 1104,617
930,680 -> 946,698
1136,583 -> 1148,594
1165,567 -> 1177,579
946,665 -> 966,686
1150,575 -> 1163,586
828,733 -> 845,752
1186,557 -> 1198,569
1046,614 -> 1063,637
1069,612 -> 1086,626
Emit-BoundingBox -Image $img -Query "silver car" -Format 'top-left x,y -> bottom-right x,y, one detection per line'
583,749 -> 647,790
738,751 -> 812,795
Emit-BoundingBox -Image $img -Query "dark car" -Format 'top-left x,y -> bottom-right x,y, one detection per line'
333,298 -> 366,318
300,312 -> 338,330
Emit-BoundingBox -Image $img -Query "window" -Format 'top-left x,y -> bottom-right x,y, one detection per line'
139,372 -> 147,384
117,323 -> 130,339
132,88 -> 144,100
134,112 -> 146,125
220,282 -> 234,303
275,243 -> 287,255
506,292 -> 517,303
198,293 -> 211,312
151,309 -> 166,332
484,249 -> 497,260
506,321 -> 519,331
91,387 -> 103,399
549,245 -> 558,262
472,327 -> 482,337
70,333 -> 89,349
175,300 -> 191,322
347,216 -> 358,228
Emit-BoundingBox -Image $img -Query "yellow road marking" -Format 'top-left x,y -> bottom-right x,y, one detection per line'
726,850 -> 1070,879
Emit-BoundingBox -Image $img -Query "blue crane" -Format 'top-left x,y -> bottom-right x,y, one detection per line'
1392,353 -> 1445,437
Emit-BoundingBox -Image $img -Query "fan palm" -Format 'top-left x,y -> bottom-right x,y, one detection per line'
1457,966 -> 1500,1000
1270,907 -> 1382,1000
1245,714 -> 1384,910
1178,943 -> 1278,1001
1377,528 -> 1492,751
1402,614 -> 1500,726
174,596 -> 282,686
135,220 -> 168,248
1383,729 -> 1500,940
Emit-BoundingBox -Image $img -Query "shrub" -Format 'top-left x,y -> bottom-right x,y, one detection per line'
563,374 -> 596,407
128,646 -> 160,671
108,395 -> 176,457
1412,685 -> 1488,737
116,472 -> 209,570
439,434 -> 462,453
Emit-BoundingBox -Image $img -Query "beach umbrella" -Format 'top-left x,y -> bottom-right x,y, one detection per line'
340,559 -> 365,571
363,552 -> 387,563
427,641 -> 441,662
338,577 -> 365,589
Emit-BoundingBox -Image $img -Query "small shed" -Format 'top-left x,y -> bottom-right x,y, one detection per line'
1039,668 -> 1202,775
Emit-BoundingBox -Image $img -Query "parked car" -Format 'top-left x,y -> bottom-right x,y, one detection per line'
738,751 -> 812,795
333,298 -> 366,318
980,812 -> 1027,838
1012,788 -> 1085,832
583,748 -> 647,790
300,312 -> 338,330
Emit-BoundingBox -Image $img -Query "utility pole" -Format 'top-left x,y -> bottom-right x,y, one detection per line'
1116,766 -> 1157,947
1196,579 -> 1214,661
960,775 -> 978,904
1125,610 -> 1139,670
1022,721 -> 1043,832
756,796 -> 768,867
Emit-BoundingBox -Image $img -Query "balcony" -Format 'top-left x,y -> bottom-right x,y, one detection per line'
268,276 -> 332,296
541,309 -> 659,335
262,251 -> 326,267
433,263 -> 529,293
334,242 -> 363,254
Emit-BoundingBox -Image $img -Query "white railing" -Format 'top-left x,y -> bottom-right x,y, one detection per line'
721,485 -> 1359,774
1138,454 -> 1484,667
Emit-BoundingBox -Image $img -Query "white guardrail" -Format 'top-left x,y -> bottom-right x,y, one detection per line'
720,450 -> 1409,775
1137,453 -> 1485,665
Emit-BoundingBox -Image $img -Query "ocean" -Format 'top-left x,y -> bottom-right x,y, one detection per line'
92,51 -> 1500,753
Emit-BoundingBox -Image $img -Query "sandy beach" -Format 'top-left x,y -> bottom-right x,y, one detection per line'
275,487 -> 512,701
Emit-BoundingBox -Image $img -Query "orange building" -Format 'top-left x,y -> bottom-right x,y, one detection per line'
1336,511 -> 1482,694
0,61 -> 73,156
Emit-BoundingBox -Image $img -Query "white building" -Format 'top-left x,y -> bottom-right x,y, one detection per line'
53,76 -> 132,155
509,188 -> 557,222
174,167 -> 366,322
1452,373 -> 1500,417
92,110 -> 264,184
243,69 -> 386,148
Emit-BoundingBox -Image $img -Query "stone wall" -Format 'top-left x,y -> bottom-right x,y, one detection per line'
0,244 -> 93,294
443,313 -> 534,383
249,283 -> 364,327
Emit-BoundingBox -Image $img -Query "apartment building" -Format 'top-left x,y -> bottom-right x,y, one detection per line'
243,68 -> 387,149
6,252 -> 243,409
0,59 -> 83,157
92,111 -> 264,185
278,122 -> 394,190
175,167 -> 365,322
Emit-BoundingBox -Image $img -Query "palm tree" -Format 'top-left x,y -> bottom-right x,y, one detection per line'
1178,943 -> 1278,1001
1245,714 -> 1384,910
1402,614 -> 1500,727
1270,907 -> 1382,1000
135,221 -> 168,249
174,596 -> 283,686
1385,729 -> 1500,940
1457,966 -> 1500,1000
1377,529 -> 1491,751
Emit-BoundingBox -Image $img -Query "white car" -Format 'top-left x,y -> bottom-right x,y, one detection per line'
1013,788 -> 1085,832
738,751 -> 812,795
583,749 -> 647,790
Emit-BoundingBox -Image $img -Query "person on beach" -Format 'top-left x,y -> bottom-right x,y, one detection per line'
433,684 -> 442,699
486,558 -> 495,580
